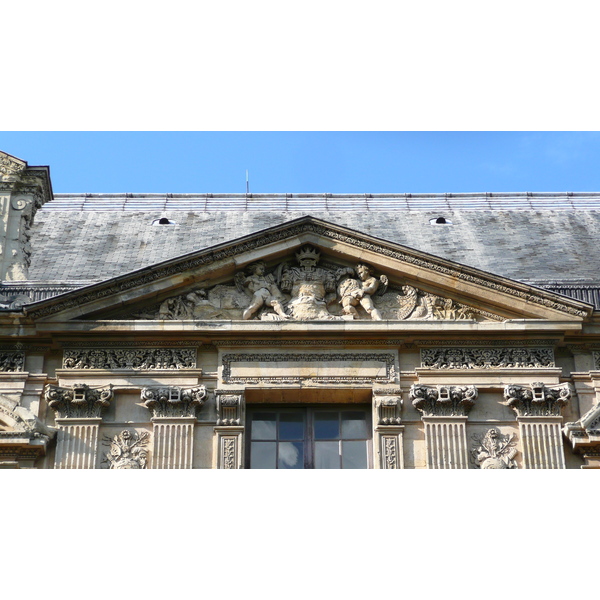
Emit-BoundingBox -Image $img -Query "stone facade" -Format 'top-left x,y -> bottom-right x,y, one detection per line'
2,149 -> 600,468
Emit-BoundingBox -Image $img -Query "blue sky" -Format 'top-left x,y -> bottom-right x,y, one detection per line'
2,131 -> 600,194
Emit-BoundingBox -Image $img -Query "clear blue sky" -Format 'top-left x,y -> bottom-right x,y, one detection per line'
2,131 -> 599,194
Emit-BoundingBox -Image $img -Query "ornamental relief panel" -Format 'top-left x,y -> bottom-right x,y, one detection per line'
127,245 -> 503,322
421,347 -> 555,369
63,348 -> 197,370
102,430 -> 150,469
471,428 -> 518,469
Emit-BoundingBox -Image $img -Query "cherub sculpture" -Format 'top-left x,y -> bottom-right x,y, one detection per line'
338,263 -> 388,320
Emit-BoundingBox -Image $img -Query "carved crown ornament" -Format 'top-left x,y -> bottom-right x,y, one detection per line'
503,382 -> 571,417
410,384 -> 478,417
44,383 -> 114,419
24,217 -> 591,321
141,385 -> 207,418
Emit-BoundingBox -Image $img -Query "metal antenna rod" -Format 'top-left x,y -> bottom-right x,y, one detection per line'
246,170 -> 250,194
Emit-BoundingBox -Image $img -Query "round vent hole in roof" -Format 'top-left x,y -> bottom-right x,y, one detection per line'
430,217 -> 452,225
152,217 -> 176,225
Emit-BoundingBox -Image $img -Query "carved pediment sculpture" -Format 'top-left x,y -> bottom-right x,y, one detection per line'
131,245 -> 501,322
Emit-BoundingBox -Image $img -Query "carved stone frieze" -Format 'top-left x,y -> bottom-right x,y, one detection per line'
410,384 -> 478,416
504,382 -> 571,417
26,221 -> 590,320
0,352 -> 25,372
471,428 -> 518,469
215,390 -> 244,425
44,383 -> 114,418
62,348 -> 196,370
129,245 -> 501,323
103,430 -> 150,469
141,386 -> 207,418
420,347 -> 555,369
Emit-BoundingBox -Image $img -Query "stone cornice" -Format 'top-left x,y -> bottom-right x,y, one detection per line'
23,217 -> 592,320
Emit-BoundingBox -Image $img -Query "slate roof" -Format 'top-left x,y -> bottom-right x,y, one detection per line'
12,192 -> 600,307
27,193 -> 599,279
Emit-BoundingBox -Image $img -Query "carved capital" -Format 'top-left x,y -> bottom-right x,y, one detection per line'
410,384 -> 478,417
504,382 -> 571,417
141,385 -> 207,418
471,428 -> 518,469
44,383 -> 114,419
374,394 -> 403,425
215,390 -> 245,425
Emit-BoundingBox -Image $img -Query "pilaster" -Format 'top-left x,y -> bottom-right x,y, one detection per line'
45,383 -> 113,469
372,387 -> 404,469
213,390 -> 245,469
504,382 -> 571,469
410,384 -> 477,469
141,385 -> 207,469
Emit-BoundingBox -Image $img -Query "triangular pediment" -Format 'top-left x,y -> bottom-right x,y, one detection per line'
25,216 -> 593,324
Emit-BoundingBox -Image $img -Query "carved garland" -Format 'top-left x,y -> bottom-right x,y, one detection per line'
62,348 -> 197,370
26,222 -> 588,319
221,352 -> 397,385
420,347 -> 555,369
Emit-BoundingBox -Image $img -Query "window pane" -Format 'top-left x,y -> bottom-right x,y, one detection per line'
251,413 -> 277,440
341,411 -> 368,439
342,440 -> 368,469
279,413 -> 304,440
315,441 -> 341,468
314,412 -> 340,439
278,441 -> 304,469
250,441 -> 277,468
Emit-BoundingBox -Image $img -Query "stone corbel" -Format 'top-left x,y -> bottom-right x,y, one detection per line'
504,382 -> 571,469
563,402 -> 600,468
213,390 -> 245,469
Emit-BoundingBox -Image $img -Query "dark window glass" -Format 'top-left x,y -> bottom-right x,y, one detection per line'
247,406 -> 370,469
